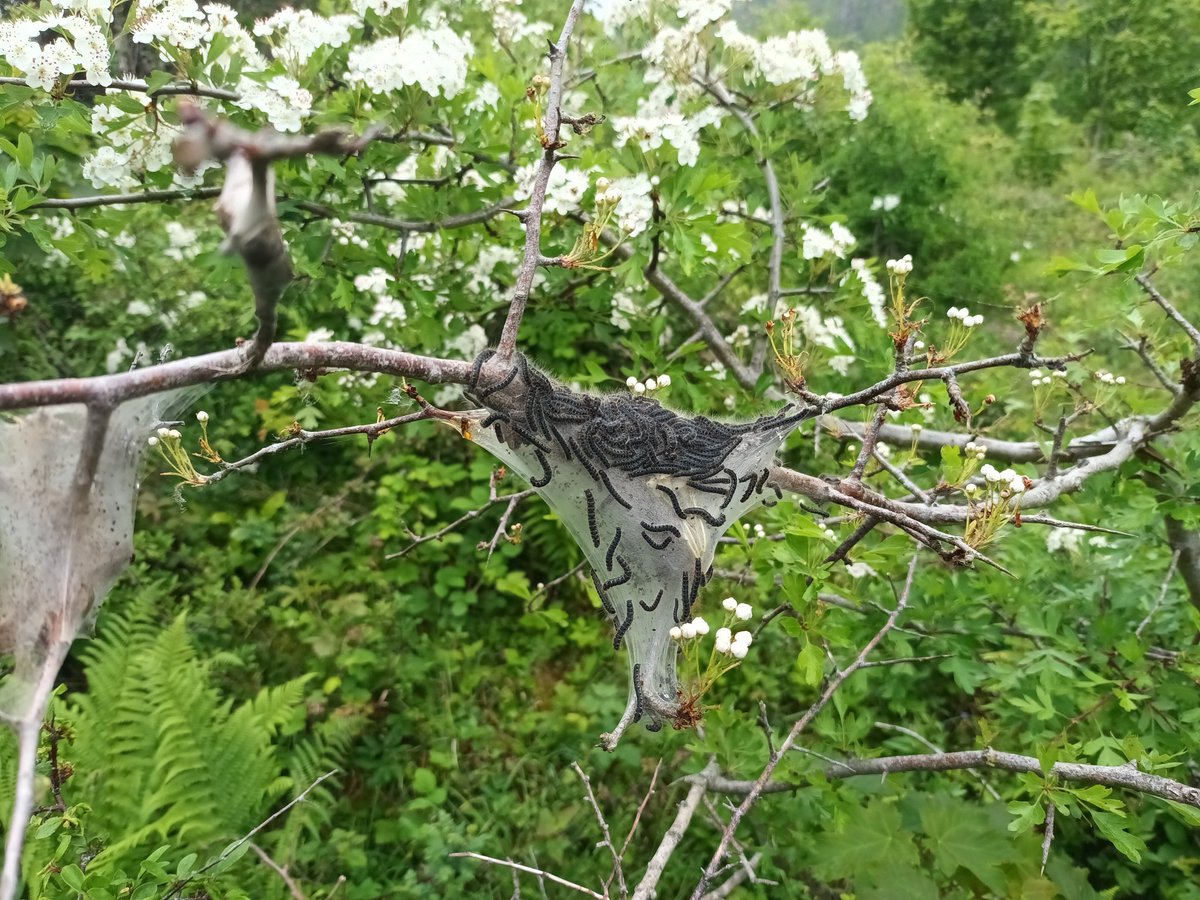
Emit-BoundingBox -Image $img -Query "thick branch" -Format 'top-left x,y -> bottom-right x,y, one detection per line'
0,342 -> 472,412
0,75 -> 240,100
701,749 -> 1200,809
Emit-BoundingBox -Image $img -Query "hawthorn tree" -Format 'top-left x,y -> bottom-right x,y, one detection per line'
1,1 -> 1199,898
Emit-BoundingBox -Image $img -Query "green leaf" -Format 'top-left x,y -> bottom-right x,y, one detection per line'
920,798 -> 1015,893
60,864 -> 85,890
15,132 -> 33,170
1091,810 -> 1145,863
795,640 -> 824,687
813,800 -> 921,873
34,817 -> 62,839
176,852 -> 198,879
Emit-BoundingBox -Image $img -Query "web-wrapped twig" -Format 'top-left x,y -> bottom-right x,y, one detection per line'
456,351 -> 813,741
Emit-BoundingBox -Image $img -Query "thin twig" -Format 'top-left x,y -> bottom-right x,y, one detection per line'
250,843 -> 308,900
632,759 -> 717,900
160,771 -> 338,900
450,853 -> 605,899
1135,274 -> 1200,352
389,490 -> 535,559
571,762 -> 626,898
701,751 -> 1200,809
1135,550 -> 1181,638
617,760 -> 662,863
497,0 -> 588,359
688,556 -> 920,899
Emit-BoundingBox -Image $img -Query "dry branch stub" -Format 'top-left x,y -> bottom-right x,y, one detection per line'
459,351 -> 812,735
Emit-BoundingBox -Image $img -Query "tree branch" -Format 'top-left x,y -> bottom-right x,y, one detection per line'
700,749 -> 1200,809
496,0 -> 588,359
0,342 -> 472,412
688,555 -> 919,900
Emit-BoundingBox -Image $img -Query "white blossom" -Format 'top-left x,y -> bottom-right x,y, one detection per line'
514,162 -> 593,215
345,19 -> 473,99
237,75 -> 313,133
847,258 -> 887,328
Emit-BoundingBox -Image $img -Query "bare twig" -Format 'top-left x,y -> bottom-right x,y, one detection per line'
160,771 -> 338,900
874,722 -> 1001,800
250,843 -> 308,900
1135,550 -> 1181,637
0,341 -> 472,412
688,556 -> 919,899
497,0 -> 588,359
1135,274 -> 1200,352
699,853 -> 763,900
389,490 -> 535,559
450,853 -> 605,899
632,759 -> 717,900
571,762 -> 626,898
0,75 -> 240,100
617,760 -> 662,864
201,410 -> 437,487
1041,802 -> 1056,875
1124,334 -> 1180,395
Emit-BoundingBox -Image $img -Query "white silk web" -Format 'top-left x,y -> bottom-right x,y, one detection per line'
0,394 -> 190,723
461,352 -> 811,736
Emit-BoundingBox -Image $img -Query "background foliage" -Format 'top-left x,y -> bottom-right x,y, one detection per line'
2,0 -> 1199,897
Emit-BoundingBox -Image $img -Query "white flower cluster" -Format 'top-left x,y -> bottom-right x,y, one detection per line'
606,174 -> 654,236
611,83 -> 725,167
332,218 -> 370,250
670,598 -> 755,659
980,464 -> 1027,495
444,323 -> 489,360
591,0 -> 652,32
722,596 -> 753,620
713,627 -> 752,658
1094,369 -> 1126,385
80,102 -> 176,189
355,268 -> 407,329
715,22 -> 872,121
1028,368 -> 1069,387
514,162 -> 593,216
947,306 -> 983,327
465,244 -> 520,294
0,13 -> 111,91
491,1 -> 552,45
132,0 -> 208,55
801,222 -> 856,261
670,615 -> 710,641
237,76 -> 313,133
963,440 -> 986,461
345,19 -> 472,99
677,0 -> 735,30
742,521 -> 767,540
871,194 -> 901,212
847,258 -> 888,329
625,373 -> 672,395
1045,527 -> 1084,554
163,222 -> 202,261
148,426 -> 182,446
353,0 -> 407,13
253,8 -> 356,66
886,254 -> 913,275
